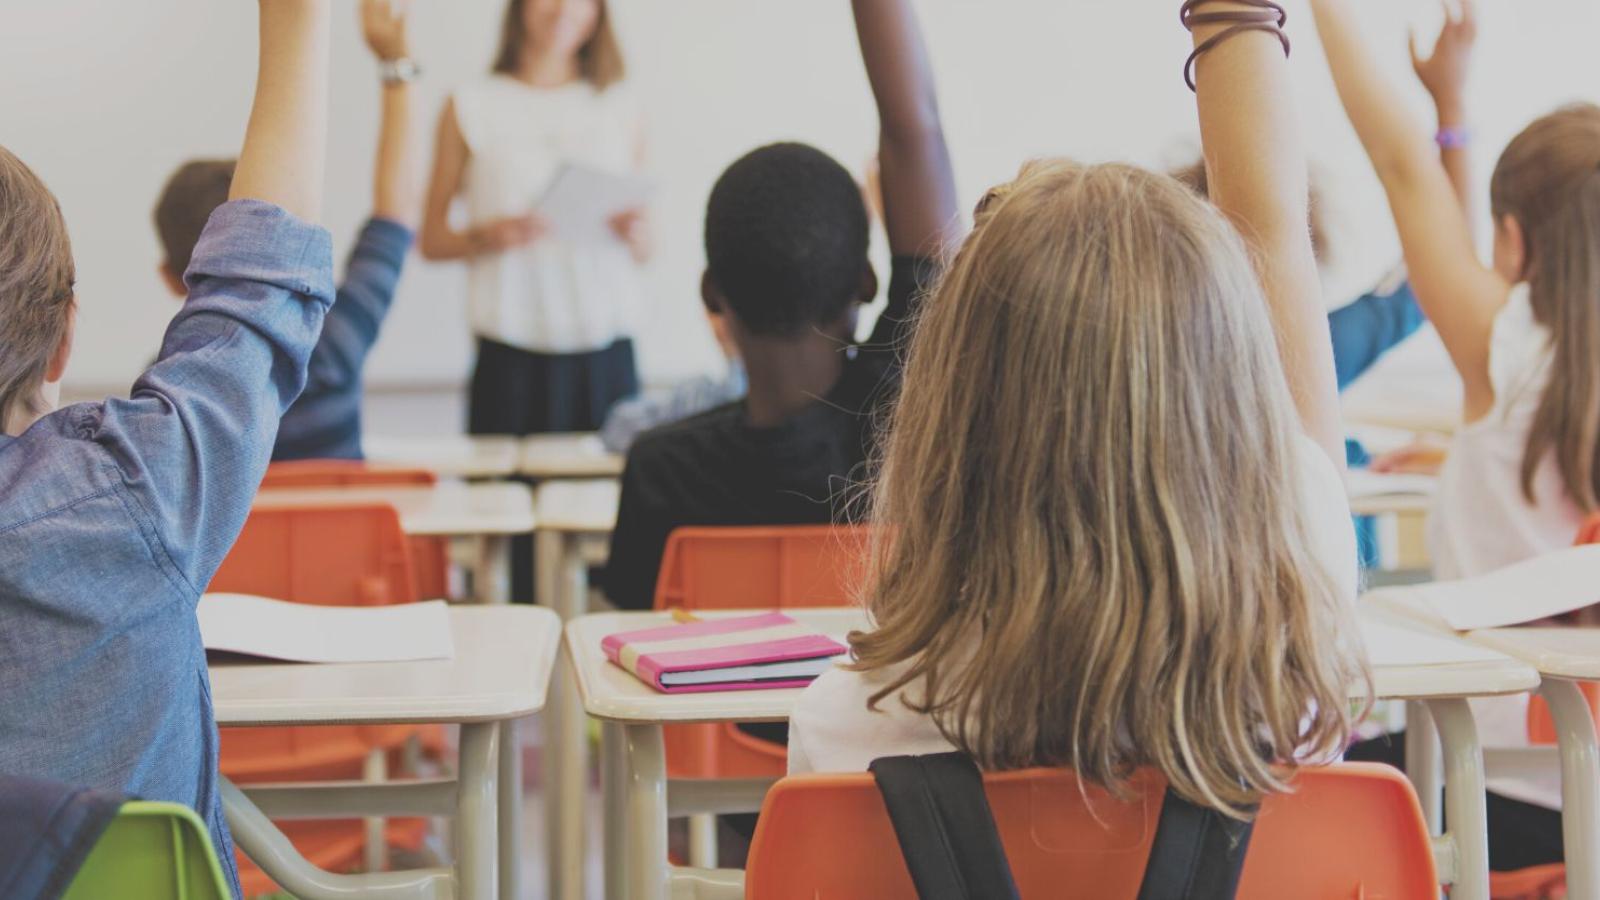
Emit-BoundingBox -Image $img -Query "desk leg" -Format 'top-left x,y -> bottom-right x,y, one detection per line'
625,723 -> 669,900
476,535 -> 510,604
602,721 -> 628,900
1542,678 -> 1600,898
541,530 -> 588,900
458,722 -> 500,900
1428,698 -> 1488,900
1406,700 -> 1444,835
498,718 -> 523,900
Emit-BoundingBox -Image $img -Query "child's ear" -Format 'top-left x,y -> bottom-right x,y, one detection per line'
857,264 -> 880,306
45,301 -> 76,383
159,263 -> 187,299
700,270 -> 726,315
1494,215 -> 1529,283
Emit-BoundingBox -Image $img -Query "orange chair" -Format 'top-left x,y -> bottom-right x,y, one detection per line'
259,461 -> 452,599
212,502 -> 432,889
744,764 -> 1439,900
651,526 -> 871,780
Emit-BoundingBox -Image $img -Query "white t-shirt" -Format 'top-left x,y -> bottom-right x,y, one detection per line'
454,76 -> 645,355
789,434 -> 1357,775
1429,284 -> 1578,810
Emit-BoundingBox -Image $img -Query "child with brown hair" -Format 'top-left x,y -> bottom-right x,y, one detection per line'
1313,0 -> 1598,871
0,3 -> 337,894
791,0 -> 1369,821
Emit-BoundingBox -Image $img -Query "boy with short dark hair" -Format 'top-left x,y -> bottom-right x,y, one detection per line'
152,0 -> 423,462
605,0 -> 959,610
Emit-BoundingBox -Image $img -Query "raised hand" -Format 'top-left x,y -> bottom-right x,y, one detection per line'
361,0 -> 411,63
1410,0 -> 1477,118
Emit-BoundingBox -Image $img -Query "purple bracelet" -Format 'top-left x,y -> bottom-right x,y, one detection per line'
1436,126 -> 1473,150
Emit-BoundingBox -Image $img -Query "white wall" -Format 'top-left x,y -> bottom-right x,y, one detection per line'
5,0 -> 1597,404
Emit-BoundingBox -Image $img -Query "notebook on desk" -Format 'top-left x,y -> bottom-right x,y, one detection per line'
602,611 -> 848,694
1369,544 -> 1600,631
199,593 -> 455,664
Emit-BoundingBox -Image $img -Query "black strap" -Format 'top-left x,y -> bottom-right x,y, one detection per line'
1136,789 -> 1255,900
869,753 -> 1021,900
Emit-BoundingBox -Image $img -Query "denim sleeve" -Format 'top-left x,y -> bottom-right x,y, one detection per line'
304,217 -> 411,396
1328,280 -> 1426,390
79,200 -> 335,597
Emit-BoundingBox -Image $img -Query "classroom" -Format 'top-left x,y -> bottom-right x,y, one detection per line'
3,0 -> 1600,898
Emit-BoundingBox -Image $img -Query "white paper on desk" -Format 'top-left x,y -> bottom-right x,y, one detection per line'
1344,469 -> 1438,499
1375,545 -> 1600,631
535,163 -> 654,245
199,594 -> 454,663
1359,615 -> 1507,667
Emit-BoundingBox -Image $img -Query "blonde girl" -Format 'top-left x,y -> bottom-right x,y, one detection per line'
789,1 -> 1369,819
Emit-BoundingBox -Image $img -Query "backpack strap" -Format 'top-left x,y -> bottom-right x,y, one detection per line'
869,753 -> 1021,900
1136,788 -> 1255,900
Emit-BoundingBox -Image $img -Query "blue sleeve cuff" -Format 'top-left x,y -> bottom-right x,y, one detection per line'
356,217 -> 417,267
185,199 -> 336,310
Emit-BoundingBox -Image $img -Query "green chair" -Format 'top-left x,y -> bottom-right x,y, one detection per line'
64,801 -> 231,900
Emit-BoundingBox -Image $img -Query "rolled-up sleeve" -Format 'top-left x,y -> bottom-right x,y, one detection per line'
84,200 -> 335,597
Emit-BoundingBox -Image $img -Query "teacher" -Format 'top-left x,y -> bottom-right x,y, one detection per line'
422,0 -> 648,436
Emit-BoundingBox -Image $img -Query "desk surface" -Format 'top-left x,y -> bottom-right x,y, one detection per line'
535,479 -> 620,534
520,434 -> 624,479
255,481 -> 536,537
1468,628 -> 1600,681
567,607 -> 1539,725
362,435 -> 522,478
213,606 -> 561,726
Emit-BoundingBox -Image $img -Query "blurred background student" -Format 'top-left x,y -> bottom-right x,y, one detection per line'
422,0 -> 649,438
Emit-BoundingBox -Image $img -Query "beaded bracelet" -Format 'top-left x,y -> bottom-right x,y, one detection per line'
1181,0 -> 1291,92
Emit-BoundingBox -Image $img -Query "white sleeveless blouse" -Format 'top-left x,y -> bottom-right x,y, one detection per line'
453,76 -> 645,355
1430,283 -> 1583,809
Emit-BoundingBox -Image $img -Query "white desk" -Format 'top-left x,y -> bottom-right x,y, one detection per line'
362,435 -> 522,479
1464,628 -> 1600,898
214,606 -> 561,900
255,482 -> 536,604
520,433 -> 624,480
1342,325 -> 1462,435
534,478 -> 620,900
567,606 -> 1535,900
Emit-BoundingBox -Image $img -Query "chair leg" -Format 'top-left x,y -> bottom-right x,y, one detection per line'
688,814 -> 719,869
364,748 -> 388,873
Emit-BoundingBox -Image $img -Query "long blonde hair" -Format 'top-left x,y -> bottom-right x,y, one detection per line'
850,160 -> 1367,818
1490,104 -> 1600,511
0,145 -> 74,431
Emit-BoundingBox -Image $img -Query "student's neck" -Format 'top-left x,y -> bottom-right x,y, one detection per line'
516,49 -> 580,87
739,332 -> 850,429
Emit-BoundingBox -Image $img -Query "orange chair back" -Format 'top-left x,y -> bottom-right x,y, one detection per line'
651,526 -> 871,779
260,460 -> 437,489
651,525 -> 871,611
211,504 -> 418,607
745,764 -> 1438,900
1527,513 -> 1600,745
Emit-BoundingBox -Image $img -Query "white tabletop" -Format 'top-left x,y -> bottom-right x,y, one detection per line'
1346,470 -> 1436,518
1467,628 -> 1600,681
520,433 -> 624,480
566,607 -> 1539,725
213,606 -> 561,726
535,479 -> 619,534
255,481 -> 536,537
1341,325 -> 1462,435
362,434 -> 522,479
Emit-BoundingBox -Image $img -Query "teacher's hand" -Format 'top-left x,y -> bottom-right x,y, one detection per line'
609,208 -> 652,264
469,214 -> 546,254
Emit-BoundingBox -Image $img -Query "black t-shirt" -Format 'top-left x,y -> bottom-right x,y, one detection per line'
604,257 -> 938,610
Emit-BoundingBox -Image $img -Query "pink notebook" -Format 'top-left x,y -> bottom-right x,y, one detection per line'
602,612 -> 848,694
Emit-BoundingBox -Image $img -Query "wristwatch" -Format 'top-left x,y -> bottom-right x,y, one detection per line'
380,58 -> 423,85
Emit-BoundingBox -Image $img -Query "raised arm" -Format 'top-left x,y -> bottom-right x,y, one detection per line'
851,0 -> 959,257
229,0 -> 332,222
1411,0 -> 1478,226
1189,1 -> 1343,462
361,0 -> 423,228
1310,0 -> 1508,419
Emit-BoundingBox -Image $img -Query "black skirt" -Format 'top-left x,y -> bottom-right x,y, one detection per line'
467,336 -> 639,436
